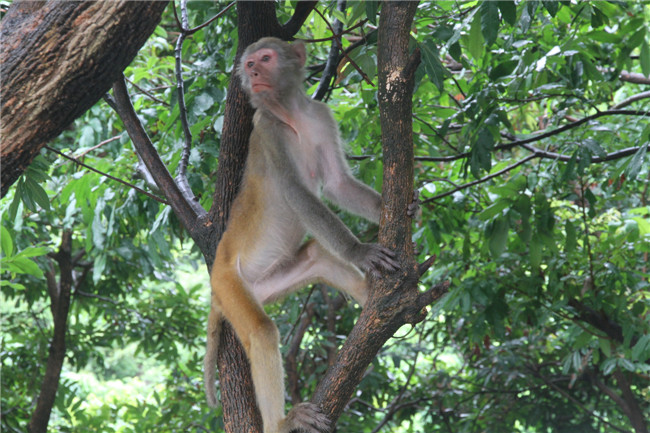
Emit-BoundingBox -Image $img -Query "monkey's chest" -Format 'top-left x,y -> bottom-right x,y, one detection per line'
289,143 -> 324,189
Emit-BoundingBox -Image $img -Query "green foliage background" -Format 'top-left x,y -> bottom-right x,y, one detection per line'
2,1 -> 649,432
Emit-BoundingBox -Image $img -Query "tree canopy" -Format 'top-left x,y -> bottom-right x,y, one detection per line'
1,2 -> 649,433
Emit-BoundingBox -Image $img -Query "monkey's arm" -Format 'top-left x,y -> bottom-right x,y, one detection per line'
323,173 -> 382,224
272,146 -> 397,275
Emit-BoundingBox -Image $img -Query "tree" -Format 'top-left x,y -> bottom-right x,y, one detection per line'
2,1 -> 649,433
0,0 -> 169,198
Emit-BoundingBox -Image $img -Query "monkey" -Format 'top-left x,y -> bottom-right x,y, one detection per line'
204,37 -> 400,433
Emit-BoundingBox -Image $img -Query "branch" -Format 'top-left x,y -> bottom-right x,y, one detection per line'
425,154 -> 537,202
185,1 -> 235,34
612,90 -> 650,109
44,145 -> 169,205
620,70 -> 650,85
313,7 -> 374,86
286,302 -> 316,405
282,1 -> 318,36
312,2 -> 430,427
528,365 -> 630,433
110,76 -> 206,235
312,0 -> 346,101
75,135 -> 122,158
418,109 -> 649,163
173,0 -> 193,184
28,231 -> 73,433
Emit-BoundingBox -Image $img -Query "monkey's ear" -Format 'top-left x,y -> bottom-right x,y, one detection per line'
292,41 -> 306,67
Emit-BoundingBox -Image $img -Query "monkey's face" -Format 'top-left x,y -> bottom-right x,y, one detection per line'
243,48 -> 277,95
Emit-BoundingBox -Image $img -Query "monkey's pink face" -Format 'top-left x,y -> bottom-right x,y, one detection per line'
244,48 -> 277,94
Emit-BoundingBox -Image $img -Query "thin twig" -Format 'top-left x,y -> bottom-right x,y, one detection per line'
419,109 -> 649,163
174,0 -> 192,180
424,154 -> 537,202
313,0 -> 346,101
45,146 -> 170,205
313,7 -> 374,86
75,135 -> 122,158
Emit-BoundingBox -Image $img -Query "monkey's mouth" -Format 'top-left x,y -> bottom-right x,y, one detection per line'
252,83 -> 272,93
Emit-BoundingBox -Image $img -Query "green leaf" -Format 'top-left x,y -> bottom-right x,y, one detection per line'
590,5 -> 607,29
565,221 -> 576,253
530,233 -> 542,268
366,1 -> 380,25
542,0 -> 559,17
470,128 -> 494,178
487,217 -> 509,258
479,200 -> 509,221
480,1 -> 500,46
7,256 -> 44,278
625,141 -> 648,179
1,226 -> 13,257
631,334 -> 650,362
640,39 -> 650,78
24,177 -> 51,211
489,60 -> 518,81
468,10 -> 484,60
16,246 -> 49,259
93,253 -> 107,285
498,0 -> 517,25
420,40 -> 448,92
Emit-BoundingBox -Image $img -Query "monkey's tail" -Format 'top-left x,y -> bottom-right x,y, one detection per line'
204,304 -> 222,409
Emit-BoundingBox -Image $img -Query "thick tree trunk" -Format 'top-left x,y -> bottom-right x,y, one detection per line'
312,1 -> 430,426
0,0 -> 169,198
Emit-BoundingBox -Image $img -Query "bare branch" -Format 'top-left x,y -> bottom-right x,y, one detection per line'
174,0 -> 193,182
620,70 -> 650,85
312,0 -> 346,101
110,76 -> 206,232
313,7 -> 374,86
419,109 -> 649,163
425,154 -> 537,202
613,90 -> 650,109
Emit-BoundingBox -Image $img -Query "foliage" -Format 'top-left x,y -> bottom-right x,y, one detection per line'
2,1 -> 649,433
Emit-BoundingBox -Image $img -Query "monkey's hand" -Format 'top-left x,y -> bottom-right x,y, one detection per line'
279,402 -> 330,433
407,189 -> 420,218
347,243 -> 400,277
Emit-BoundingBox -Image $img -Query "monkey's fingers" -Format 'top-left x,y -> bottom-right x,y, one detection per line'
282,402 -> 330,433
375,247 -> 400,272
365,245 -> 400,275
407,189 -> 421,218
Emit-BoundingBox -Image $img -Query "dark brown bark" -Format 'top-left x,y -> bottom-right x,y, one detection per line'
312,2 -> 447,426
28,231 -> 73,433
0,0 -> 169,198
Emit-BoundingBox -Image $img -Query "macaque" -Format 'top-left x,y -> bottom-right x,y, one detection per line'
204,37 -> 399,433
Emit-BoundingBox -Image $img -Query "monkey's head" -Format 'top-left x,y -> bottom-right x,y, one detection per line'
238,37 -> 306,109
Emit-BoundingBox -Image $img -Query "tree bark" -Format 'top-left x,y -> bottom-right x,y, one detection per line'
0,0 -> 169,198
311,2 -> 444,427
28,231 -> 73,433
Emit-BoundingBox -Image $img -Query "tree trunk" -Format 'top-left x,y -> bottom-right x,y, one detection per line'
0,0 -> 169,198
312,1 -> 427,426
28,231 -> 73,433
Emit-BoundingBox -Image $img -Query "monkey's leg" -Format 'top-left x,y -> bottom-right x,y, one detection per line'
211,265 -> 292,433
254,239 -> 368,306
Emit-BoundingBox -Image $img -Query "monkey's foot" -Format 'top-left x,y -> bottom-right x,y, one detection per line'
281,402 -> 330,433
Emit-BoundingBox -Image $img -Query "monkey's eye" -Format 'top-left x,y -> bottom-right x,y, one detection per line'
261,55 -> 271,62
247,61 -> 254,68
